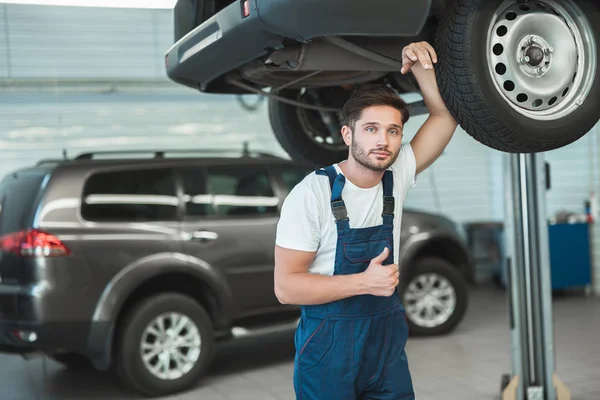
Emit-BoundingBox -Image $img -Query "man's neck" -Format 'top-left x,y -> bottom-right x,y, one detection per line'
339,158 -> 384,189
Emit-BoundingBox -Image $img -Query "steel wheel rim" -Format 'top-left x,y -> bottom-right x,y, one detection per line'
403,273 -> 457,328
486,0 -> 597,120
140,312 -> 201,380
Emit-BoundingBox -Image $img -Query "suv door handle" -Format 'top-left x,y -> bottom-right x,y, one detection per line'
189,230 -> 219,242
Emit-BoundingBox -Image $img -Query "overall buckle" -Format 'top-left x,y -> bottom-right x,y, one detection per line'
383,196 -> 395,216
331,200 -> 348,220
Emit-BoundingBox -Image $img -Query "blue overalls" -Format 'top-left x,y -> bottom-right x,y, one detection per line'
293,165 -> 415,400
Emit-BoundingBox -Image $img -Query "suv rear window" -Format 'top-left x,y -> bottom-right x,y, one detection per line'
0,170 -> 47,235
81,167 -> 178,222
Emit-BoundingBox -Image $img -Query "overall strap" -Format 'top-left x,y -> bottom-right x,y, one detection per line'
315,166 -> 350,230
382,169 -> 395,226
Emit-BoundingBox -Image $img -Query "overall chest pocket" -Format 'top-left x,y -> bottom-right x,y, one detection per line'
343,238 -> 393,265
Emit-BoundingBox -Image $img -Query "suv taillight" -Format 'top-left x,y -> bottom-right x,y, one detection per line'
0,229 -> 71,257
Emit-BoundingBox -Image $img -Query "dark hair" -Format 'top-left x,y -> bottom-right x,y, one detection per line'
341,84 -> 410,130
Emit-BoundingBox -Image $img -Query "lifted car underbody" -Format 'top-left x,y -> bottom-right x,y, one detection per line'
167,0 -> 600,166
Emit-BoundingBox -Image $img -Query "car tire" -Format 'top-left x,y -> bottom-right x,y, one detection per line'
435,0 -> 600,153
268,88 -> 350,167
113,292 -> 214,398
398,257 -> 468,336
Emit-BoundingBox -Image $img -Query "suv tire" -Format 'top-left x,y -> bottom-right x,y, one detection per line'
398,257 -> 468,336
113,292 -> 214,397
268,88 -> 350,166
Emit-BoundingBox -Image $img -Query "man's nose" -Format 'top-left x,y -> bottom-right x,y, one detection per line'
376,132 -> 389,147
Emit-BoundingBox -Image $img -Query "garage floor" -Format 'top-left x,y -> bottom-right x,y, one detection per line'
1,285 -> 598,400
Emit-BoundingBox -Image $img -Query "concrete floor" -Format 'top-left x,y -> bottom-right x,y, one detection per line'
1,285 -> 599,400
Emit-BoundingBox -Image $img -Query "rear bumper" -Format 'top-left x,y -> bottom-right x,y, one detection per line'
165,0 -> 432,92
0,284 -> 90,354
0,319 -> 112,371
166,0 -> 283,92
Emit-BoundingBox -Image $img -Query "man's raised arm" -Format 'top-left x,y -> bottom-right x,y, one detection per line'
402,41 -> 459,175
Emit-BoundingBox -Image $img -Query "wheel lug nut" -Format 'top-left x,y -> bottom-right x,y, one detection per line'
538,66 -> 547,75
520,56 -> 531,64
528,36 -> 536,44
545,47 -> 554,55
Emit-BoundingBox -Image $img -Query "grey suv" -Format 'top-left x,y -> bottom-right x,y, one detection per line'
0,147 -> 472,397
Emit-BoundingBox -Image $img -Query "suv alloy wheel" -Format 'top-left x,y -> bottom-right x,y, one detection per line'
398,257 -> 469,336
113,293 -> 215,397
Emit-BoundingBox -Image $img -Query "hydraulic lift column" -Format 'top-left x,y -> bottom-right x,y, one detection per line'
501,153 -> 571,400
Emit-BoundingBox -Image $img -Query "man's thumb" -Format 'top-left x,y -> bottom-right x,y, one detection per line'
373,247 -> 389,263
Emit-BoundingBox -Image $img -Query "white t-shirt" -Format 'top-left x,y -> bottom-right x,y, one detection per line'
276,143 -> 417,275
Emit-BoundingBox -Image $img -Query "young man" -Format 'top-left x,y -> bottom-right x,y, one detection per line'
274,41 -> 458,400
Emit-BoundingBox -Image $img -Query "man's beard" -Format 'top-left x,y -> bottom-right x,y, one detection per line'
350,139 -> 398,172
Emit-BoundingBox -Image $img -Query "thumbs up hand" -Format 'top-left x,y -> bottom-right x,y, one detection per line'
362,247 -> 400,297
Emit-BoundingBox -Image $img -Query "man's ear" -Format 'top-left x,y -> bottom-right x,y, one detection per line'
341,125 -> 353,146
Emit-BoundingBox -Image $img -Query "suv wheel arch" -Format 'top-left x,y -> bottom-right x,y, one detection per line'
399,232 -> 473,281
85,255 -> 233,370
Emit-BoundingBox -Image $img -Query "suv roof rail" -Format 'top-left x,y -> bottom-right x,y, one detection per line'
73,142 -> 284,161
36,158 -> 65,166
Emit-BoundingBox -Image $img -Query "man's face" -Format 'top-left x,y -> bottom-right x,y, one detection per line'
343,105 -> 404,172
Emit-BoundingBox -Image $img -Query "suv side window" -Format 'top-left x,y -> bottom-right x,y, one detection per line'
206,165 -> 278,217
81,168 -> 178,222
179,167 -> 215,217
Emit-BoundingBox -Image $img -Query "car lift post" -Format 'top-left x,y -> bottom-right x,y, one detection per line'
501,152 -> 571,400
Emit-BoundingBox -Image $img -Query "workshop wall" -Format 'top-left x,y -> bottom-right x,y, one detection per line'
0,86 -> 286,175
0,6 -> 6,79
401,115 -> 500,223
544,129 -> 598,219
0,3 -> 171,81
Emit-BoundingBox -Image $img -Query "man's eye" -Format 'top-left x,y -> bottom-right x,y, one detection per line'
366,127 -> 375,132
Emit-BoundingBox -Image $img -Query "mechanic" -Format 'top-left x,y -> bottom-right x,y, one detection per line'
274,41 -> 458,400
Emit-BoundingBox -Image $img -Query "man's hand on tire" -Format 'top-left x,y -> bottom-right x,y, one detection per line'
401,41 -> 438,74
